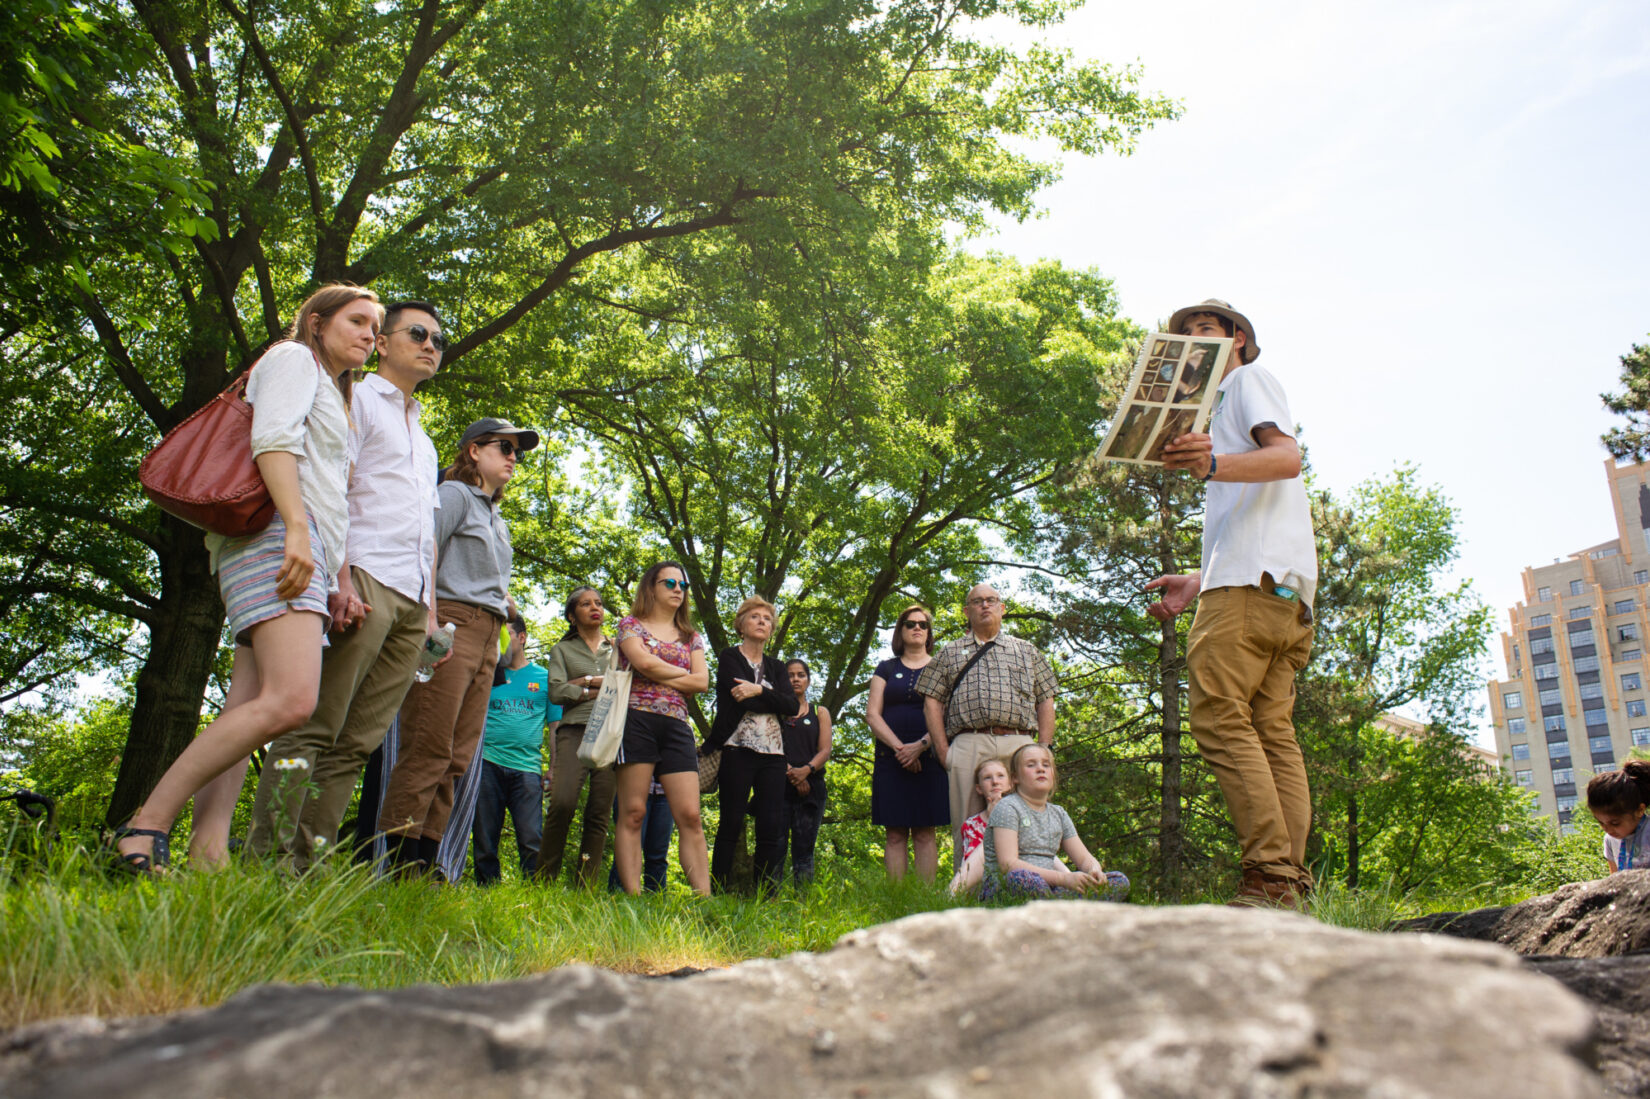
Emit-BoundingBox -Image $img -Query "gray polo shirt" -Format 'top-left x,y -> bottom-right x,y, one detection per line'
433,480 -> 511,618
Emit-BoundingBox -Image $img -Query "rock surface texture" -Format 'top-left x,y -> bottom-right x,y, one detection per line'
1,903 -> 1604,1098
1394,871 -> 1650,1096
1393,870 -> 1650,957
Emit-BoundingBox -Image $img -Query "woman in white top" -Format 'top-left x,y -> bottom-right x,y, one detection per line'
116,284 -> 381,872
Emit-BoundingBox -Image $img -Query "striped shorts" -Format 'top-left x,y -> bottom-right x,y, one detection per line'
217,512 -> 332,646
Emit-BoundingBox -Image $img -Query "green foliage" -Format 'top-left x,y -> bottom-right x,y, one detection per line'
1601,337 -> 1650,461
1299,467 -> 1493,888
1,698 -> 129,841
1307,722 -> 1546,899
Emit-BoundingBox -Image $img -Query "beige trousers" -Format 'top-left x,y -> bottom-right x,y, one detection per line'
247,568 -> 425,866
945,729 -> 1034,859
1186,585 -> 1315,884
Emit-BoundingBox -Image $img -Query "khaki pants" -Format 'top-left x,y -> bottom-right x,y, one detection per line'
539,723 -> 617,884
247,569 -> 426,866
946,729 -> 1033,858
379,600 -> 502,841
1186,585 -> 1315,884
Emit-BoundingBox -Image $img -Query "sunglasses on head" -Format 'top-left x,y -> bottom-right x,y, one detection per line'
385,323 -> 447,351
657,578 -> 689,591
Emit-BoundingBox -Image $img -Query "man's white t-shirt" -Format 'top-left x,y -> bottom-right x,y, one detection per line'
1201,364 -> 1318,609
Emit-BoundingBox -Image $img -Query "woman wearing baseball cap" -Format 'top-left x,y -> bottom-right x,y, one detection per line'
377,418 -> 537,874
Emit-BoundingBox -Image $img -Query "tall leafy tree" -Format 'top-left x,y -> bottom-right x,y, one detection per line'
1034,450 -> 1214,899
557,249 -> 1134,721
1601,335 -> 1650,460
0,0 -> 1176,825
1297,468 -> 1491,887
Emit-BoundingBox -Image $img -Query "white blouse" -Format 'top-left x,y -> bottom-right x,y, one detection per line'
204,341 -> 350,584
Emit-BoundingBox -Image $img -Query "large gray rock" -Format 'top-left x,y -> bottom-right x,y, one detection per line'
1527,955 -> 1650,1099
1392,870 -> 1650,957
0,903 -> 1604,1098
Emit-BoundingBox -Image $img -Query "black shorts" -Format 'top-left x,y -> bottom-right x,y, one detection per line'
616,710 -> 698,776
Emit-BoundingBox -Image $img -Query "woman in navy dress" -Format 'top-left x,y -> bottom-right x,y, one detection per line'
867,603 -> 948,880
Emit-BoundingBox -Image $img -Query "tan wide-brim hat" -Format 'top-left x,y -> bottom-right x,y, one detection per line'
1167,299 -> 1260,364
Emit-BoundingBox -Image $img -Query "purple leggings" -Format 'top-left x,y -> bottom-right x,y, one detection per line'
982,867 -> 1131,901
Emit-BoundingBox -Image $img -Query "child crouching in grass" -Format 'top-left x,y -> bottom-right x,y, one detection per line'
1588,760 -> 1650,873
949,758 -> 1013,895
982,743 -> 1128,901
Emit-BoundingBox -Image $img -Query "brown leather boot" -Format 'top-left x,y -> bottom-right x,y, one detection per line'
1226,869 -> 1306,910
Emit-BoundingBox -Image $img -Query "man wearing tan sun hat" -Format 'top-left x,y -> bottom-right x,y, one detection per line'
1143,299 -> 1318,910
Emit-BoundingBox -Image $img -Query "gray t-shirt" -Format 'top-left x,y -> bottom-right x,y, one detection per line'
983,792 -> 1076,879
433,480 -> 512,618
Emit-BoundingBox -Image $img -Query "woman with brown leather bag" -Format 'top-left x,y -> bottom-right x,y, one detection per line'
115,284 -> 381,873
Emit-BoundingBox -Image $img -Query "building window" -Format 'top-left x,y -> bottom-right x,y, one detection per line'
1548,739 -> 1571,760
1585,707 -> 1611,726
1538,586 -> 1553,602
1534,663 -> 1559,680
1624,674 -> 1642,692
1557,794 -> 1578,811
1530,637 -> 1555,654
1573,655 -> 1600,674
1598,762 -> 1619,772
1516,770 -> 1533,787
1571,580 -> 1587,595
1571,607 -> 1593,619
1631,700 -> 1648,718
1577,683 -> 1603,701
1532,613 -> 1552,627
1502,690 -> 1523,710
1633,728 -> 1650,746
1616,599 -> 1637,614
1508,717 -> 1527,736
1551,767 -> 1574,785
1569,628 -> 1596,647
1539,687 -> 1564,706
1622,624 -> 1640,642
1511,743 -> 1531,760
1544,715 -> 1567,732
1589,734 -> 1613,753
1636,570 -> 1648,585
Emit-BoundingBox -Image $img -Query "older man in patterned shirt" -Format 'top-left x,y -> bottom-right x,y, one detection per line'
917,583 -> 1058,859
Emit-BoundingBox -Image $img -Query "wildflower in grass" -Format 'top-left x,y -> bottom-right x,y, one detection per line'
273,758 -> 311,772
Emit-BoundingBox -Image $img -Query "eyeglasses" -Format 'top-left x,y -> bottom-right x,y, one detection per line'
902,620 -> 930,631
384,323 -> 447,351
657,578 -> 689,591
483,439 -> 522,458
967,596 -> 1001,607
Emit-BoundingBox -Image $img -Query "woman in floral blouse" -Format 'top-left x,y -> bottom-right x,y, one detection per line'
612,561 -> 711,894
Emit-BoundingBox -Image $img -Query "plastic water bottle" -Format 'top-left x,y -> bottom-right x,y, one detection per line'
413,622 -> 456,682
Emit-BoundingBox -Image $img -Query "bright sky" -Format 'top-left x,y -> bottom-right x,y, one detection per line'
980,0 -> 1650,747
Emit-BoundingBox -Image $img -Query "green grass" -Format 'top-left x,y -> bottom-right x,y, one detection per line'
0,839 -> 1533,1029
0,843 -> 972,1027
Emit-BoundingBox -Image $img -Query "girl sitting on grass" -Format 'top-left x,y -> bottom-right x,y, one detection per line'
949,758 -> 1013,895
982,743 -> 1128,901
1587,760 -> 1650,873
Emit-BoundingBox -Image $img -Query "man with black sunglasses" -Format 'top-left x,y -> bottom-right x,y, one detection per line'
248,300 -> 448,868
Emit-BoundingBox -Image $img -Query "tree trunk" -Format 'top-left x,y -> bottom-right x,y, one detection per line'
1155,475 -> 1184,901
1345,785 -> 1361,889
1157,613 -> 1184,901
105,521 -> 226,828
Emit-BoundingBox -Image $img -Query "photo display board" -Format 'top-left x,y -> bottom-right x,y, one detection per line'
1095,332 -> 1234,466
